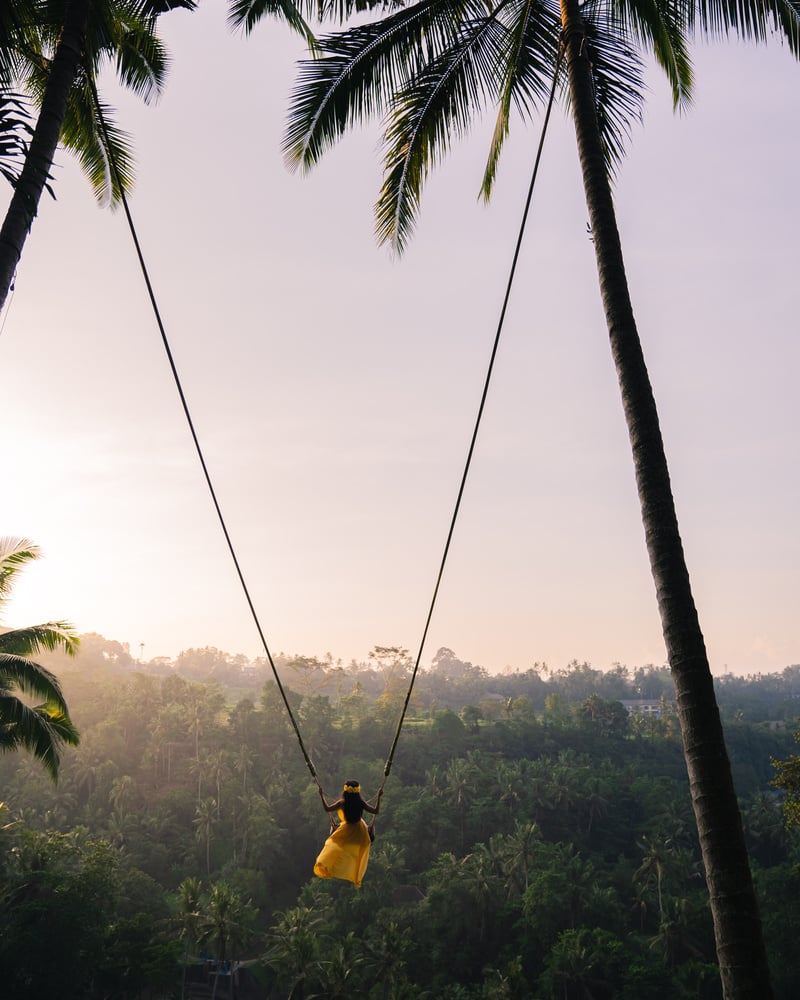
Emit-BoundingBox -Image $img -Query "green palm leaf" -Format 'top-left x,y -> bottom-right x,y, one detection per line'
284,0 -> 483,170
0,88 -> 31,186
0,0 -> 196,256
0,622 -> 79,658
376,13 -> 518,249
691,0 -> 800,53
60,82 -> 134,206
228,0 -> 318,44
580,9 -> 647,172
0,695 -> 79,780
283,0 -> 800,251
39,704 -> 80,747
111,19 -> 168,103
0,651 -> 71,711
599,0 -> 693,108
143,0 -> 198,12
0,537 -> 40,599
481,0 -> 563,199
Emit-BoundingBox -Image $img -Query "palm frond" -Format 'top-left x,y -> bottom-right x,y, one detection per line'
227,0 -> 318,44
0,0 -> 52,70
59,78 -> 134,204
0,91 -> 33,186
0,1 -> 36,86
78,0 -> 129,62
112,20 -> 169,104
772,0 -> 800,53
603,0 -> 693,108
0,530 -> 78,781
0,89 -> 32,190
315,0 -> 402,20
142,0 -> 198,12
0,537 -> 40,600
579,9 -> 647,173
284,0 -> 483,170
0,650 -> 72,710
691,0 -> 800,54
481,0 -> 562,199
40,704 -> 81,747
377,13 -> 513,250
0,696 -> 79,780
0,622 -> 79,660
482,86 -> 514,200
228,0 -> 390,36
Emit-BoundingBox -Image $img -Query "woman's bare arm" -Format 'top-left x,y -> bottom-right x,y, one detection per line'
362,788 -> 383,815
318,788 -> 344,813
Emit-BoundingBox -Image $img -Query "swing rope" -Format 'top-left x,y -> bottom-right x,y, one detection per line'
90,79 -> 320,789
377,42 -> 565,793
91,40 -> 563,798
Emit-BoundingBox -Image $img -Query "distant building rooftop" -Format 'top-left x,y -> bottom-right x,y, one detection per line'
621,699 -> 664,716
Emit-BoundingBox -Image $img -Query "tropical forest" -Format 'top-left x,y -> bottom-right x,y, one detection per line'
2,626 -> 799,999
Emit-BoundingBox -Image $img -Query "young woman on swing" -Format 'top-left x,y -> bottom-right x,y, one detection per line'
314,780 -> 382,888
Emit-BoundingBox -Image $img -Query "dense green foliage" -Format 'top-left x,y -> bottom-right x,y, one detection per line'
772,729 -> 800,830
1,637 -> 798,998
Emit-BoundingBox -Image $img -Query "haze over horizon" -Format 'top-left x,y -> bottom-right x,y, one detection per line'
2,3 -> 798,678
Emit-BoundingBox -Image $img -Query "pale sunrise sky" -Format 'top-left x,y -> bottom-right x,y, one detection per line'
1,4 -> 798,675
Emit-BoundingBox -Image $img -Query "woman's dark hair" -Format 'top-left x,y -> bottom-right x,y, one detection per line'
342,780 -> 363,823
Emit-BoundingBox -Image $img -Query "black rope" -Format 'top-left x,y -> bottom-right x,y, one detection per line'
91,40 -> 562,798
379,45 -> 565,790
90,79 -> 320,787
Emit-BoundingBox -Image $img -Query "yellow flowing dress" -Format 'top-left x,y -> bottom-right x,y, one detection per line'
314,809 -> 372,888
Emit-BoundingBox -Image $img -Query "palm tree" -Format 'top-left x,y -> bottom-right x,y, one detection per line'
441,755 -> 475,849
194,795 -> 217,876
0,0 -> 197,311
208,748 -> 228,819
200,881 -> 251,1000
277,1 -> 799,995
635,833 -> 674,922
109,772 -> 136,818
233,742 -> 254,799
0,536 -> 79,780
309,931 -> 369,1000
498,819 -> 540,895
457,843 -> 505,943
265,905 -> 326,1000
651,897 -> 707,967
582,777 -> 609,835
538,927 -> 612,1000
176,876 -> 204,1000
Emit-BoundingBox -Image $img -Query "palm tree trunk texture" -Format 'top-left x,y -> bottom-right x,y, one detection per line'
0,0 -> 92,311
559,0 -> 771,996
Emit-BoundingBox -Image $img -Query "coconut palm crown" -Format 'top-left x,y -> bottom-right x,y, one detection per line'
0,0 -> 330,310
3,0 -> 196,204
0,0 -> 199,312
0,537 -> 80,781
283,0 -> 799,250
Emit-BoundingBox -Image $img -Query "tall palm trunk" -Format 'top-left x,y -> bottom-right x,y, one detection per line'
0,0 -> 91,310
559,1 -> 771,996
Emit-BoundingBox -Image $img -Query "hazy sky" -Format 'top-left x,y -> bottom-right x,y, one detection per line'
1,4 -> 798,675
